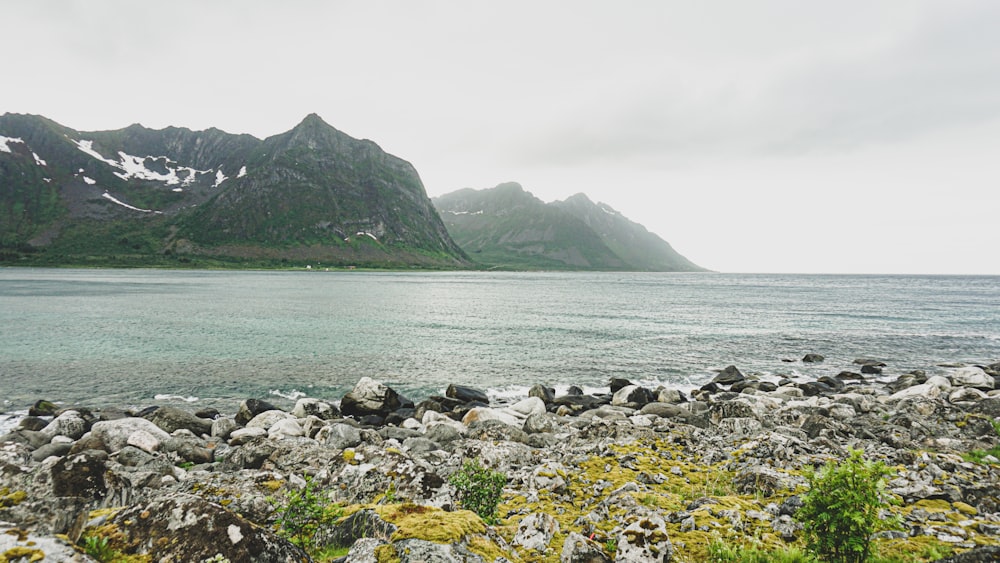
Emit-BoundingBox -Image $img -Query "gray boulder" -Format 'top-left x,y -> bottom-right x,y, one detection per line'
235,398 -> 280,426
950,367 -> 995,390
90,417 -> 172,453
514,512 -> 560,552
612,385 -> 655,408
615,511 -> 672,562
291,397 -> 340,420
341,377 -> 412,418
146,406 -> 212,436
561,531 -> 612,562
446,384 -> 489,404
40,410 -> 90,440
639,403 -> 687,419
713,365 -> 745,385
50,450 -> 108,500
320,423 -> 363,450
105,492 -> 308,562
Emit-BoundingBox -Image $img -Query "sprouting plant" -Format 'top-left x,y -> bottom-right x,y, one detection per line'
382,480 -> 398,504
604,537 -> 618,555
272,476 -> 342,552
796,449 -> 902,563
82,535 -> 118,562
448,459 -> 506,525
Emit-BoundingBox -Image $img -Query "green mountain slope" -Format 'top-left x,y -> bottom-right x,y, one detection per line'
0,113 -> 468,268
553,193 -> 705,272
433,183 -> 705,271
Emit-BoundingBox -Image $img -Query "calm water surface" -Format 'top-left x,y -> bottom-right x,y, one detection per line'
1,268 -> 998,414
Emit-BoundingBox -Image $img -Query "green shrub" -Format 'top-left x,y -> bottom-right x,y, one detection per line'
448,459 -> 506,524
82,535 -> 119,562
797,449 -> 902,563
273,476 -> 342,552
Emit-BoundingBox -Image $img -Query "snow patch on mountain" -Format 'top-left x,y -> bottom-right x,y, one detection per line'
82,176 -> 96,185
237,166 -> 247,178
73,138 -> 215,187
73,139 -> 119,167
32,152 -> 46,166
0,135 -> 25,153
214,170 -> 228,187
102,192 -> 161,214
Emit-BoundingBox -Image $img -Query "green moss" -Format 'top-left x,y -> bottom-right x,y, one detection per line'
375,504 -> 485,543
911,499 -> 952,513
952,501 -> 977,515
258,480 -> 284,492
374,544 -> 400,563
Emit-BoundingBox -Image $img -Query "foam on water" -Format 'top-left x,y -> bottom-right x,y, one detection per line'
153,394 -> 199,403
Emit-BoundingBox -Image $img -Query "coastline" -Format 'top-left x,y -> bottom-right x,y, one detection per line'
2,358 -> 1000,561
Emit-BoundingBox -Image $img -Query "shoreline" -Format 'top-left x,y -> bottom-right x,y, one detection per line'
2,358 -> 1000,561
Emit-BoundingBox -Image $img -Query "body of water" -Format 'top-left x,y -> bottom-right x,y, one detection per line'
1,268 -> 998,417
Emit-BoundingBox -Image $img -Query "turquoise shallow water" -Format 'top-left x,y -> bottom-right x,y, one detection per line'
1,268 -> 998,414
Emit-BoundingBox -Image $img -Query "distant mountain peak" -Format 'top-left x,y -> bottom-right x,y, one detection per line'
433,183 -> 705,271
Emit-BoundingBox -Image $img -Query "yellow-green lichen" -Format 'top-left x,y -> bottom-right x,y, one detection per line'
0,546 -> 45,562
0,489 -> 27,509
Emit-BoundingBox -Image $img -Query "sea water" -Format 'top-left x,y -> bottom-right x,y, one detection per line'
1,269 -> 998,421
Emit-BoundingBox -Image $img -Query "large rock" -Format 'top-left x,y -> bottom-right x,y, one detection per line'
463,397 -> 546,428
319,423 -> 363,450
246,410 -> 297,430
50,450 -> 108,500
529,384 -> 556,403
40,410 -> 90,440
615,511 -> 672,562
713,365 -> 745,385
950,367 -> 995,390
886,376 -> 951,402
561,532 -> 612,563
90,417 -> 172,453
341,377 -> 412,418
514,512 -> 560,552
235,398 -> 280,426
446,384 -> 489,404
291,397 -> 341,420
105,492 -> 308,562
639,403 -> 687,419
612,385 -> 655,408
146,406 -> 213,436
462,407 -> 522,428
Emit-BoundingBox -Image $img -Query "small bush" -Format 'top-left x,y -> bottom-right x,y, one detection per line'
273,476 -> 342,552
449,459 -> 506,524
797,449 -> 902,563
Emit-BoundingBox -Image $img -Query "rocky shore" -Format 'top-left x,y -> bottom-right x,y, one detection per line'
3,358 -> 1000,562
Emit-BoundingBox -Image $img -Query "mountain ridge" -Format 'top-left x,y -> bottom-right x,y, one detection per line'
433,182 -> 705,271
0,113 -> 469,268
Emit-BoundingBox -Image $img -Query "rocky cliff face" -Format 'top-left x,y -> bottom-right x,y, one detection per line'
0,113 -> 468,267
433,182 -> 704,271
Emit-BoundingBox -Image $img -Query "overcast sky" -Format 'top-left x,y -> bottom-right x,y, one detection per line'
4,1 -> 999,274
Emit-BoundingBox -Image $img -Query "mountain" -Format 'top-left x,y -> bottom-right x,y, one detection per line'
0,113 -> 468,268
433,183 -> 705,271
